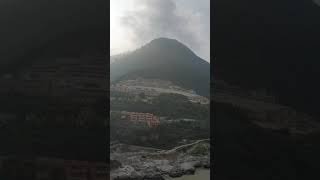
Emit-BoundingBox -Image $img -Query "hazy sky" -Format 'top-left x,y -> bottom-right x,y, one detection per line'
110,0 -> 210,62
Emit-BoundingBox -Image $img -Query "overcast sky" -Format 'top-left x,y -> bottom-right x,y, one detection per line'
110,0 -> 210,62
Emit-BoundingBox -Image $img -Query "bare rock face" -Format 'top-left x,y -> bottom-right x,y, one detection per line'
158,163 -> 173,173
169,166 -> 184,178
180,162 -> 196,175
110,142 -> 210,179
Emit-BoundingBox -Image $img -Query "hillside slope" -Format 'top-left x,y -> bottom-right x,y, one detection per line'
111,38 -> 210,97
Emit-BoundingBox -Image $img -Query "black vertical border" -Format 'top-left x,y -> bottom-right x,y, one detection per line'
210,0 -> 215,179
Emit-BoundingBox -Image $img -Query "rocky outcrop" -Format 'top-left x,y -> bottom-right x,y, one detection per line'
111,165 -> 138,180
110,142 -> 210,180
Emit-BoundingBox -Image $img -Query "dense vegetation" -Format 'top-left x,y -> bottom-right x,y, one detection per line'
110,93 -> 210,149
153,93 -> 209,120
110,121 -> 209,150
111,93 -> 210,121
188,142 -> 210,156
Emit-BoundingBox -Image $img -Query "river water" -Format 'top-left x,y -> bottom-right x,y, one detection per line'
173,169 -> 210,180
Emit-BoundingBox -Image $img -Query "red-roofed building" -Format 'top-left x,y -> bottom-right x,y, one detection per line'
121,111 -> 160,128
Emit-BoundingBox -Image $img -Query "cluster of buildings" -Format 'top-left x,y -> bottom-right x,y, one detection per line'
116,78 -> 172,88
115,78 -> 196,94
111,78 -> 209,105
110,84 -> 159,97
119,111 -> 160,128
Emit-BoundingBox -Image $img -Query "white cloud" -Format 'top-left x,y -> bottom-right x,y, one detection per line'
110,0 -> 210,61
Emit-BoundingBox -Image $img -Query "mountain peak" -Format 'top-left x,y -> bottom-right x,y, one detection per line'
147,37 -> 185,47
111,37 -> 209,96
149,37 -> 180,43
142,37 -> 197,58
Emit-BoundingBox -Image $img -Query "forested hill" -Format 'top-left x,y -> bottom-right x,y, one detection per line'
111,38 -> 210,97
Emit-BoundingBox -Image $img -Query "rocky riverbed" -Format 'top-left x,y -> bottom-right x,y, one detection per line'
110,140 -> 210,180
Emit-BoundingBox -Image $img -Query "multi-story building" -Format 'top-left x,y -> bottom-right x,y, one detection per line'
120,111 -> 160,128
148,116 -> 160,127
